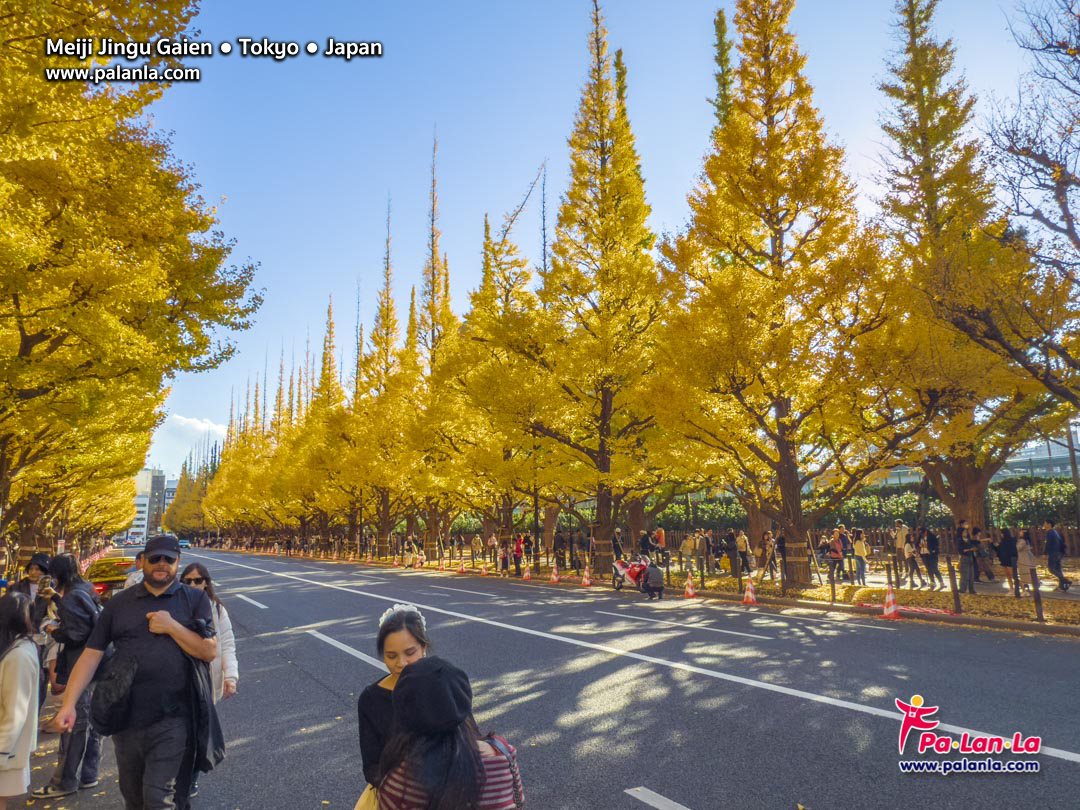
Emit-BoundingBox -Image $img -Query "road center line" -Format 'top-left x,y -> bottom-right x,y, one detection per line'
595,610 -> 772,641
306,630 -> 388,672
429,585 -> 498,598
193,553 -> 1080,764
234,593 -> 269,609
625,786 -> 692,810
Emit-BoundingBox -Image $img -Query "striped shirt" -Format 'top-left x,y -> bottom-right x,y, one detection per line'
378,737 -> 521,810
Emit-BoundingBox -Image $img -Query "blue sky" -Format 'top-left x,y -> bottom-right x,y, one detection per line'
146,0 -> 1029,476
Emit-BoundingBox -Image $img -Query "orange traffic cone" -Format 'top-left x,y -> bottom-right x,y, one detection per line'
551,564 -> 560,584
742,579 -> 756,605
684,572 -> 697,598
481,562 -> 488,576
883,584 -> 900,619
581,566 -> 592,587
457,559 -> 466,574
523,565 -> 532,581
392,557 -> 400,568
438,558 -> 445,572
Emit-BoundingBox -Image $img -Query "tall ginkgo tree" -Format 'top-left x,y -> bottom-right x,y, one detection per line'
878,0 -> 1068,527
659,0 -> 937,561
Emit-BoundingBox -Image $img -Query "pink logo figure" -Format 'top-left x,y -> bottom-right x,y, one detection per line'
895,694 -> 939,753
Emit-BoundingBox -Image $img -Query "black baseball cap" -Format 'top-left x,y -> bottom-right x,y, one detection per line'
143,535 -> 180,561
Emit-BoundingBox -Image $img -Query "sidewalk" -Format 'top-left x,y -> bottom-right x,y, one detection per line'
823,565 -> 1079,601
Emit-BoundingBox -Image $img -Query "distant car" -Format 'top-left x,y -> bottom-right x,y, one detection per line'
86,556 -> 137,602
178,538 -> 190,549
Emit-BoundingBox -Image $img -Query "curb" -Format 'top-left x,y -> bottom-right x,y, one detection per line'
197,548 -> 1080,637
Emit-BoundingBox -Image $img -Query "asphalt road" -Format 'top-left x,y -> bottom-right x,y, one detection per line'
20,549 -> 1080,810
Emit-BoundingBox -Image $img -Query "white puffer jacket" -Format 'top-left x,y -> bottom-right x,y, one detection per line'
212,602 -> 239,703
0,639 -> 39,774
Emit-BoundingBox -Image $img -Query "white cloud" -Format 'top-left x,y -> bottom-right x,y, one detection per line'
146,413 -> 228,477
169,414 -> 228,436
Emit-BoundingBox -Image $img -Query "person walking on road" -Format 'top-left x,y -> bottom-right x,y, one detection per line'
0,592 -> 41,810
357,605 -> 430,808
31,555 -> 103,799
1043,520 -> 1072,591
52,535 -> 219,810
179,563 -> 236,800
376,656 -> 523,810
179,565 -> 237,703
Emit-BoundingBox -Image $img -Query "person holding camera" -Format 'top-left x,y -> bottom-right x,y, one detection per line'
9,552 -> 56,712
31,555 -> 103,799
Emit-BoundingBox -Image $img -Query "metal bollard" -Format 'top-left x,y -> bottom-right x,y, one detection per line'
946,555 -> 962,614
1030,568 -> 1044,622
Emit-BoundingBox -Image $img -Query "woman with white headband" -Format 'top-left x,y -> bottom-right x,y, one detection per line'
355,605 -> 430,810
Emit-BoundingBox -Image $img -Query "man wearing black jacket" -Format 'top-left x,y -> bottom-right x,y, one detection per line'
53,535 -> 218,810
32,554 -> 103,798
1044,520 -> 1072,591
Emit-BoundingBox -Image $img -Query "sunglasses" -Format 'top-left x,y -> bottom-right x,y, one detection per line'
148,555 -> 176,565
181,577 -> 205,586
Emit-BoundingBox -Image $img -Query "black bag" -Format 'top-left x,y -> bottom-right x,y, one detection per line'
90,650 -> 138,735
187,653 -> 226,773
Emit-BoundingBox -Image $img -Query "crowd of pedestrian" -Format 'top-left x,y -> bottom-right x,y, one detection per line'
0,535 -> 239,809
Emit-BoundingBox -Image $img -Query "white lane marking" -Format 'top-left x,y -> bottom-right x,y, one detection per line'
306,630 -> 388,672
429,585 -> 498,598
595,610 -> 772,641
625,786 -> 692,810
234,593 -> 269,609
192,554 -> 1080,764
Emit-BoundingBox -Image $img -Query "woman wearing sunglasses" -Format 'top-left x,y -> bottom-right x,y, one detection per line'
179,564 -> 238,702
